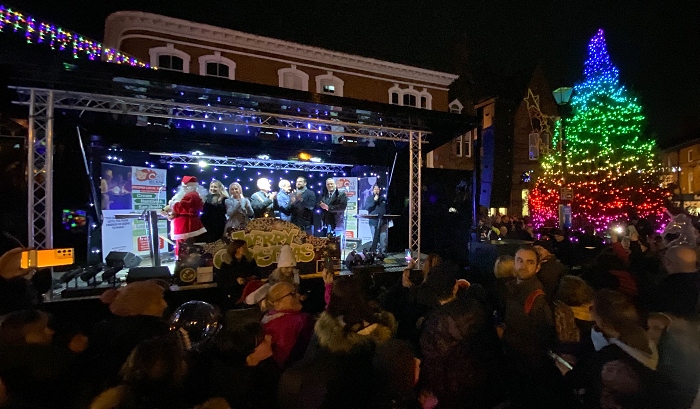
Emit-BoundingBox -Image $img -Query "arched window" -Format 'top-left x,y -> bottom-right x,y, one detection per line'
449,99 -> 464,114
388,84 -> 402,105
198,52 -> 236,80
315,72 -> 344,96
149,43 -> 191,73
278,65 -> 309,91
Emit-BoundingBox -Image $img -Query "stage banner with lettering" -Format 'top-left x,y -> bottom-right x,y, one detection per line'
100,164 -> 168,261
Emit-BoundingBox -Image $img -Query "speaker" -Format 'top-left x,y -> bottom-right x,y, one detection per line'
126,266 -> 171,283
105,252 -> 142,268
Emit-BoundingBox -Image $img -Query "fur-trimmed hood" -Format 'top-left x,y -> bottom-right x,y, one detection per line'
314,310 -> 396,354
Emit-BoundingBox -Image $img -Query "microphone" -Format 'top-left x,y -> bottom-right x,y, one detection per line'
58,267 -> 83,283
80,264 -> 102,282
101,265 -> 122,284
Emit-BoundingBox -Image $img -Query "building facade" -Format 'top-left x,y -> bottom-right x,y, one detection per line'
661,139 -> 700,214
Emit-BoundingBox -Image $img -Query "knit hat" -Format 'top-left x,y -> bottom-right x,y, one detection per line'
182,176 -> 198,185
276,245 -> 297,268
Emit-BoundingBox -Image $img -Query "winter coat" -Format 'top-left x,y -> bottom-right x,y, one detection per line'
290,188 -> 316,229
199,194 -> 227,242
262,309 -> 314,369
503,276 -> 555,367
225,196 -> 254,231
657,318 -> 700,409
364,195 -> 387,227
215,256 -> 259,310
170,191 -> 206,240
537,255 -> 569,301
648,272 -> 700,318
419,297 -> 506,409
250,191 -> 274,219
278,310 -> 396,409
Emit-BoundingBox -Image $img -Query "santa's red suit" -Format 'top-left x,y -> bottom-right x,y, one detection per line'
168,176 -> 207,257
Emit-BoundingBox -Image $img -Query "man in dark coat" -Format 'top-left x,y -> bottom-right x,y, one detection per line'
318,178 -> 348,239
250,178 -> 276,218
650,244 -> 700,317
290,176 -> 316,236
533,241 -> 569,301
364,184 -> 388,253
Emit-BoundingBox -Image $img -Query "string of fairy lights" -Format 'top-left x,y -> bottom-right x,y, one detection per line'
0,4 -> 148,67
529,29 -> 670,231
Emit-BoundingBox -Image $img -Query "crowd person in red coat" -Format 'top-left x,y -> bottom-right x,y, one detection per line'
163,176 -> 207,258
262,282 -> 314,369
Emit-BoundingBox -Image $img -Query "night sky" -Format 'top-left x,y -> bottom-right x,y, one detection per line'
14,0 -> 700,147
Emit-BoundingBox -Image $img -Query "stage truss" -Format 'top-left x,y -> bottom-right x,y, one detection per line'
153,153 -> 352,173
14,86 -> 424,259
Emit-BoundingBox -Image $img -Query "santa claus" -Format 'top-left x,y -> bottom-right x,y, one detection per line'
162,176 -> 208,258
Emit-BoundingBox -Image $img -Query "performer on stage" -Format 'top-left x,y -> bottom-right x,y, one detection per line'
319,178 -> 348,241
163,176 -> 207,258
364,184 -> 388,253
225,182 -> 254,233
198,179 -> 228,242
250,178 -> 277,218
290,176 -> 316,236
276,179 -> 293,222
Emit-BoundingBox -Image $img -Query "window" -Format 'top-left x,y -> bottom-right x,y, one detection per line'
689,150 -> 694,163
529,132 -> 540,160
453,132 -> 472,158
521,189 -> 530,217
540,131 -> 550,153
689,171 -> 694,193
454,135 -> 463,157
315,72 -> 344,96
464,131 -> 472,157
198,52 -> 235,79
387,85 -> 431,109
391,92 -> 399,105
158,55 -> 183,71
403,93 -> 417,107
278,65 -> 309,91
449,99 -> 464,114
149,44 -> 191,73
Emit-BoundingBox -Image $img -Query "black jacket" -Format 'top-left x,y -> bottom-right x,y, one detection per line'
250,190 -> 275,218
319,189 -> 348,230
364,195 -> 387,227
290,188 -> 316,228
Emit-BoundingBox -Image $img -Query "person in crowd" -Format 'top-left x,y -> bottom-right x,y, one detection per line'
419,262 -> 506,409
552,275 -> 595,361
100,169 -> 114,210
0,310 -> 78,409
364,184 -> 389,253
262,282 -> 314,369
275,179 -> 293,222
215,239 -> 258,310
250,178 -> 276,218
0,247 -> 40,314
557,290 -> 659,409
88,280 -> 170,391
319,178 -> 348,241
648,244 -> 700,318
225,182 -> 254,233
655,315 -> 700,409
290,176 -> 316,236
90,335 -> 190,409
163,176 -> 208,258
278,276 -> 396,409
372,339 -> 422,409
492,254 -> 516,323
188,322 -> 279,409
199,179 -> 228,242
533,241 -> 569,301
503,246 -> 560,407
551,228 -> 575,267
245,245 -> 300,306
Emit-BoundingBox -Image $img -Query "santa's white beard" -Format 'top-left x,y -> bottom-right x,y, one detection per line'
169,183 -> 208,205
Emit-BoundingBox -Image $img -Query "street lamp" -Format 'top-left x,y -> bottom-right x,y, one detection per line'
553,86 -> 573,229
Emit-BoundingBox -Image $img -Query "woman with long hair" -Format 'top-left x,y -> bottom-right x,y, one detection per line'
198,180 -> 229,242
215,239 -> 258,310
224,183 -> 253,234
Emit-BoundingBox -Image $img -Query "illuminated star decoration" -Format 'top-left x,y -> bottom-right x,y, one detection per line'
529,29 -> 670,232
524,88 -> 553,153
0,4 -> 148,67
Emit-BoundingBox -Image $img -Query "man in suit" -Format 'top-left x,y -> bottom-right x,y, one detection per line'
290,176 -> 316,236
364,184 -> 388,253
250,178 -> 276,218
319,178 -> 348,242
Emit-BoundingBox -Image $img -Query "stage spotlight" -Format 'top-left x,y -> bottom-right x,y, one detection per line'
198,160 -> 208,168
298,152 -> 311,161
257,154 -> 270,160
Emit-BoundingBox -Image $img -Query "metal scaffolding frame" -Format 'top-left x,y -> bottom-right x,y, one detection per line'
13,86 -> 425,254
154,153 -> 353,173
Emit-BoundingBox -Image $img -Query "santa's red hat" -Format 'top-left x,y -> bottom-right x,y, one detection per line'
181,176 -> 198,185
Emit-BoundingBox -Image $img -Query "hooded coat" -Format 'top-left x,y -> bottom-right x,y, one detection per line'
278,310 -> 396,409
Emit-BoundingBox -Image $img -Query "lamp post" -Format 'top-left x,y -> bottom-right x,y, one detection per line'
553,86 -> 573,228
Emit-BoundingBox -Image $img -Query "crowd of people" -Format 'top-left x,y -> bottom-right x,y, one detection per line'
1,213 -> 700,408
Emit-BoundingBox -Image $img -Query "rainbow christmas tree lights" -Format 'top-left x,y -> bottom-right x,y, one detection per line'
0,4 -> 149,67
529,29 -> 670,231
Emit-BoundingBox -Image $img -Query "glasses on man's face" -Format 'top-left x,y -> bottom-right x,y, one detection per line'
273,291 -> 298,303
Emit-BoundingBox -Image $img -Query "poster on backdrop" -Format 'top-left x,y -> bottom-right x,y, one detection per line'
334,177 -> 357,241
100,163 -> 168,261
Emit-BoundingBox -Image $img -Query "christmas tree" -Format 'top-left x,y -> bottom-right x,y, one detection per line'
529,29 -> 669,231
